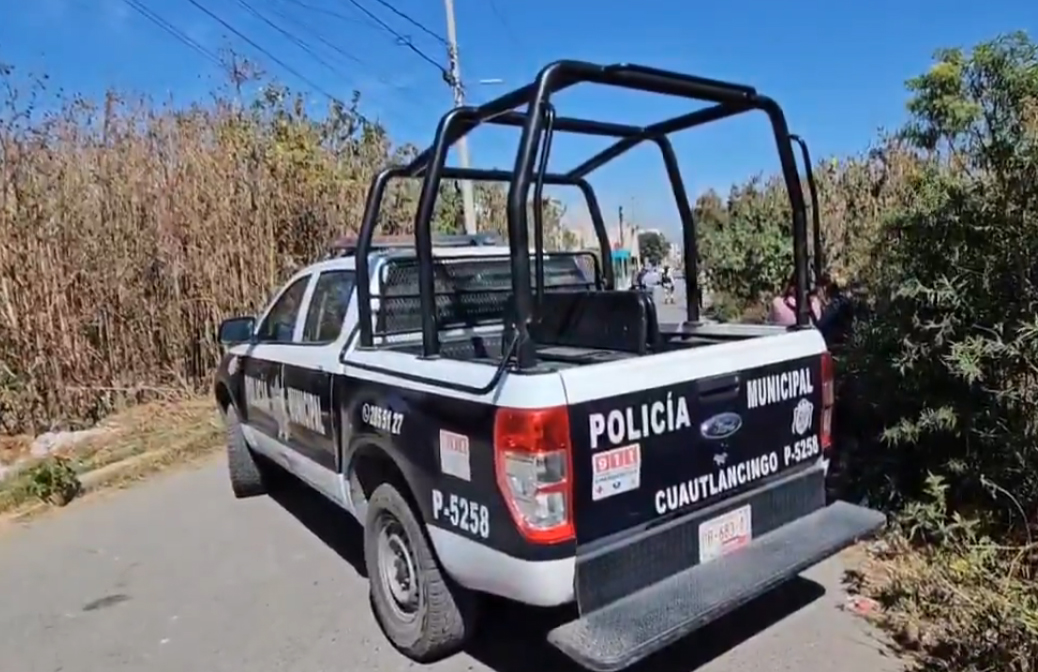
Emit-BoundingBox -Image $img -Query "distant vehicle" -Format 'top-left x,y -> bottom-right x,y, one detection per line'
213,60 -> 884,672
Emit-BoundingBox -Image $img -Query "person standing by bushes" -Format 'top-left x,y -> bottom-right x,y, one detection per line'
766,273 -> 822,325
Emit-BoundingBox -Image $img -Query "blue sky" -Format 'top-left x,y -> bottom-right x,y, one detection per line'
2,0 -> 1036,237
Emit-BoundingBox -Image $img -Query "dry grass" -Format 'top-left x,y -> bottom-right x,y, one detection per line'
0,81 -> 406,433
0,395 -> 222,514
848,532 -> 1038,672
0,69 -> 573,435
0,434 -> 31,466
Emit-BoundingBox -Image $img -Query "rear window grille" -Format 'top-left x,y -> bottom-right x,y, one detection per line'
376,254 -> 598,335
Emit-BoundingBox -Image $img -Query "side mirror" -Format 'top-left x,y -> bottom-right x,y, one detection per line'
218,316 -> 256,345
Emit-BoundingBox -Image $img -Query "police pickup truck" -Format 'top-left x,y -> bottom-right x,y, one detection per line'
213,60 -> 885,672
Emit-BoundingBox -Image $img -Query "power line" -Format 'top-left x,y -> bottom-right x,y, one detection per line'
121,0 -> 222,67
234,0 -> 344,76
366,0 -> 447,45
340,0 -> 449,77
265,2 -> 437,127
266,5 -> 369,68
267,5 -> 415,94
275,0 -> 381,29
184,0 -> 346,103
487,0 -> 532,70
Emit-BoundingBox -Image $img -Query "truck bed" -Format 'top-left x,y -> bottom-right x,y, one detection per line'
381,290 -> 791,369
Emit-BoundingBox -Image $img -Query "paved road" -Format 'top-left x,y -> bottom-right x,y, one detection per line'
646,281 -> 707,324
0,458 -> 900,672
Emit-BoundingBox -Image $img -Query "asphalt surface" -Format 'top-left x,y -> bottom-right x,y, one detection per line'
645,281 -> 708,323
0,459 -> 901,672
0,289 -> 901,672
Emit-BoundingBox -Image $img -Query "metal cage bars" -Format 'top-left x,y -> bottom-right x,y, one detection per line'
352,59 -> 812,368
789,134 -> 823,284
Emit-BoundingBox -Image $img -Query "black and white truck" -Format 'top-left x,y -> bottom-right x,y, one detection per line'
213,60 -> 885,672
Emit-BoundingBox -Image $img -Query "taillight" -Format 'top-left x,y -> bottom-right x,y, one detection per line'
493,406 -> 575,544
820,351 -> 834,452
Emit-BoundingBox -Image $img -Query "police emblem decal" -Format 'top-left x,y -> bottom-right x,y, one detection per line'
791,398 -> 814,436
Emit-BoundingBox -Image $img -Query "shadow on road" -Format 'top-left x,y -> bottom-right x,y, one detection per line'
269,474 -> 367,579
270,474 -> 826,672
466,578 -> 825,672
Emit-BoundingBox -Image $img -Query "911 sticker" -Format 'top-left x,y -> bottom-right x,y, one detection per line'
592,443 -> 641,501
438,430 -> 471,481
432,489 -> 489,539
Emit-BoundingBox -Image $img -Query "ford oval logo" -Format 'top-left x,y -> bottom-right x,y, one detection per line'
700,412 -> 743,440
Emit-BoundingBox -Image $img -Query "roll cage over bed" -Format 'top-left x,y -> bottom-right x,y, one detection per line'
352,60 -> 816,370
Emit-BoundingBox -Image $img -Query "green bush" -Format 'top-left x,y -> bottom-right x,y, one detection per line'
843,32 -> 1038,529
697,177 -> 792,313
697,32 -> 1038,671
24,456 -> 82,506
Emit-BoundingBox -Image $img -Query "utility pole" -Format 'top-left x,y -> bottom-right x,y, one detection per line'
618,206 -> 625,248
443,0 -> 477,234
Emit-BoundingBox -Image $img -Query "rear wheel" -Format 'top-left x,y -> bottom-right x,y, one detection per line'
224,405 -> 272,498
365,482 -> 478,661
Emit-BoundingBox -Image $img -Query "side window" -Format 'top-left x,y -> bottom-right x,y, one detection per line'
302,270 -> 356,343
256,275 -> 311,343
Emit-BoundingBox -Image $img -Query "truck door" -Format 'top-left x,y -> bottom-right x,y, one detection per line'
240,274 -> 312,441
282,269 -> 357,472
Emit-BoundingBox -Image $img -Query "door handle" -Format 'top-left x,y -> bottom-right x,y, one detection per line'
697,374 -> 740,403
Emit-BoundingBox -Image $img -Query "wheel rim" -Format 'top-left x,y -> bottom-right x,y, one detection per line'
375,513 -> 420,622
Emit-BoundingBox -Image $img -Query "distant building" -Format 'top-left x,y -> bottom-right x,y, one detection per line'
565,217 -> 644,287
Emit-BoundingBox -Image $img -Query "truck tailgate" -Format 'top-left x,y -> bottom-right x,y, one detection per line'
564,330 -> 828,543
548,328 -> 885,671
560,330 -> 831,607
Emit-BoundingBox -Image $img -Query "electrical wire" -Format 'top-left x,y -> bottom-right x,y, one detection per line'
121,0 -> 222,67
234,0 -> 344,76
487,0 -> 534,72
366,0 -> 447,45
246,0 -> 438,132
339,0 -> 449,76
264,1 -> 438,127
266,4 -> 369,68
275,0 -> 381,29
184,0 -> 346,103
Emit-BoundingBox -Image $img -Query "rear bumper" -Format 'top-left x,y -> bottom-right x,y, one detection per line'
548,484 -> 885,670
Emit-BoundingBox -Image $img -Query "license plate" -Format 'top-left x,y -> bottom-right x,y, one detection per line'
698,504 -> 752,563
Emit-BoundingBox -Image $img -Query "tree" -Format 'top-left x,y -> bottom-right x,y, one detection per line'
844,32 -> 1038,522
638,231 -> 670,265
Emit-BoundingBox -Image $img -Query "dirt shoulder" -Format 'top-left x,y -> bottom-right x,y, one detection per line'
0,397 -> 223,521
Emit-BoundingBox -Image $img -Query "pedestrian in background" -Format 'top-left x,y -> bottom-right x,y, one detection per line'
767,274 -> 822,326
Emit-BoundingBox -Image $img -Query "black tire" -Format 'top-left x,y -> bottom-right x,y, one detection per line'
224,405 -> 270,499
364,482 -> 478,661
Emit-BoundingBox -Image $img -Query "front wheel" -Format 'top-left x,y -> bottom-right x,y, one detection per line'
224,405 -> 274,498
364,482 -> 479,661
